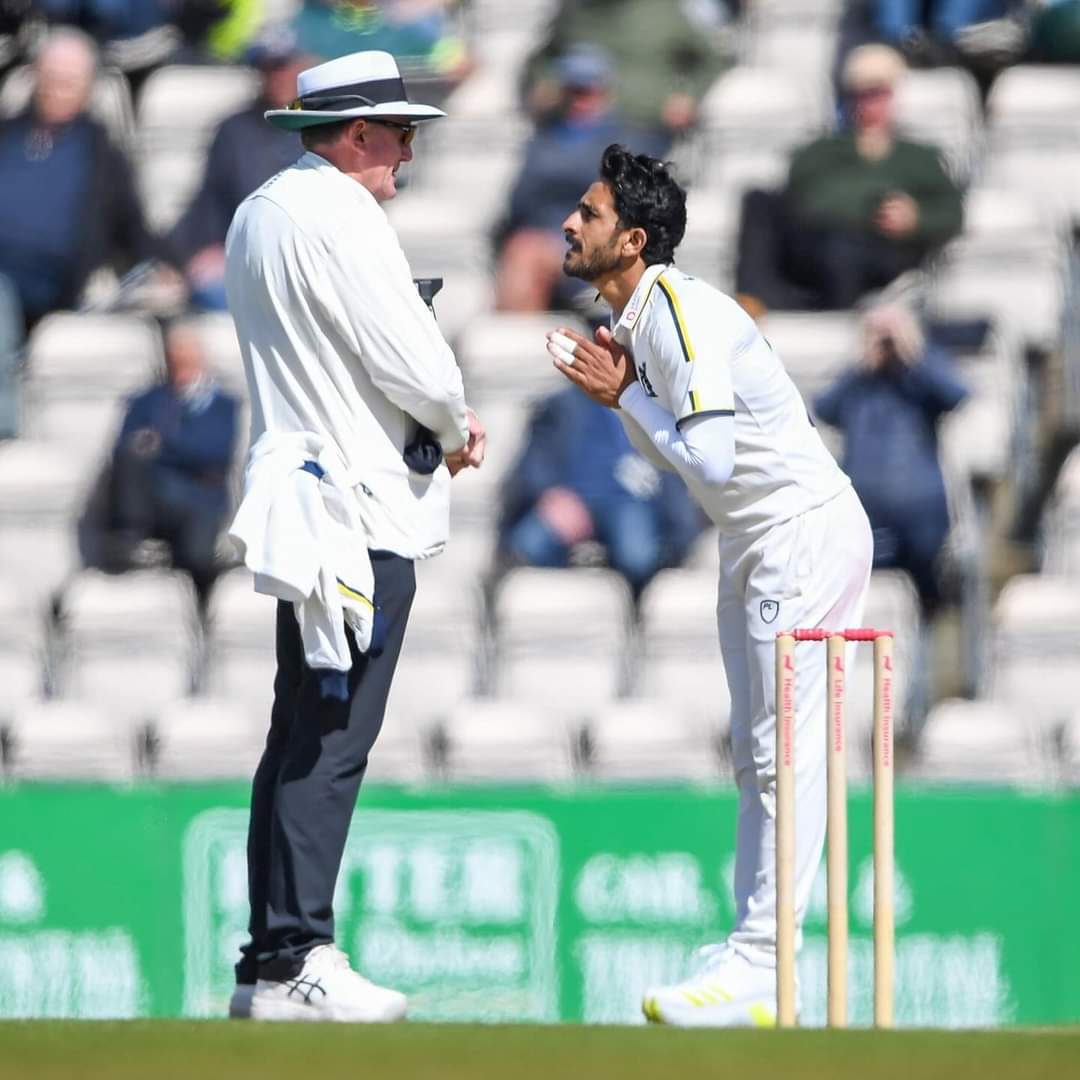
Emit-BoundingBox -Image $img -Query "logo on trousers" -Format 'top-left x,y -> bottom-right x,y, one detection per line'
760,600 -> 780,624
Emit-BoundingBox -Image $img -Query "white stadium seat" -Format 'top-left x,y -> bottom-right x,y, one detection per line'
136,64 -> 261,229
636,568 -> 729,717
2,701 -> 140,781
26,313 -> 162,398
894,67 -> 982,180
759,311 -> 859,408
437,698 -> 576,782
698,67 -> 831,153
581,698 -> 727,782
0,441 -> 88,522
930,246 -> 1066,355
148,697 -> 265,780
0,575 -> 43,714
0,524 -> 80,605
909,698 -> 1051,785
987,65 -> 1080,144
988,574 -> 1080,730
491,567 -> 634,707
205,570 -> 277,654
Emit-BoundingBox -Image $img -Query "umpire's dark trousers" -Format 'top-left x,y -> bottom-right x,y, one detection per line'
236,551 -> 416,983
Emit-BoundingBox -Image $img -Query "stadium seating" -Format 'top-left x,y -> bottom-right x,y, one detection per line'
2,0 -> 1078,786
580,698 -> 728,782
907,698 -> 1053,784
893,67 -> 982,182
988,574 -> 1080,733
52,568 -> 198,709
435,698 -> 577,782
489,567 -> 634,707
635,568 -> 729,719
2,700 -> 140,781
135,64 -> 259,230
147,697 -> 264,780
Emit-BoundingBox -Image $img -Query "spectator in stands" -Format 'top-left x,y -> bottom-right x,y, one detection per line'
1028,0 -> 1080,62
166,26 -> 309,310
735,45 -> 963,316
0,28 -> 155,333
495,385 -> 705,600
80,319 -> 238,611
291,0 -> 469,79
870,0 -> 1026,71
814,304 -> 968,615
523,0 -> 732,152
36,0 -> 178,86
495,45 -> 650,313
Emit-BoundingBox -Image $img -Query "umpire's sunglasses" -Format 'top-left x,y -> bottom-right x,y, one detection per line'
368,118 -> 418,147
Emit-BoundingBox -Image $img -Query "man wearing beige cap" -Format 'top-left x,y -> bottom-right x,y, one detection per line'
224,49 -> 485,1023
736,44 -> 963,314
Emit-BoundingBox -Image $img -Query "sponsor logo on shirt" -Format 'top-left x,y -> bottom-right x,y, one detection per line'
637,362 -> 657,398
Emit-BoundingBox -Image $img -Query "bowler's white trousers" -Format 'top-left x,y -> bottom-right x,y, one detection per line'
717,484 -> 873,965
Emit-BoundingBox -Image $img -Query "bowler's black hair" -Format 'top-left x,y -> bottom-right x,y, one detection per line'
599,144 -> 687,266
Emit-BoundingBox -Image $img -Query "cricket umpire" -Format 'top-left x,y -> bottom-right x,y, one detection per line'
223,50 -> 485,1022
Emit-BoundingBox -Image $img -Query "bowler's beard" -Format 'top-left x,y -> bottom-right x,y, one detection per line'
563,237 -> 622,283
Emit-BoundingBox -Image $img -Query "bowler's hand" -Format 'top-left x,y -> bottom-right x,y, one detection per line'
446,408 -> 486,476
547,325 -> 637,408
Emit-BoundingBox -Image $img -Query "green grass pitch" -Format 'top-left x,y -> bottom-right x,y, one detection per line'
2,1022 -> 1079,1080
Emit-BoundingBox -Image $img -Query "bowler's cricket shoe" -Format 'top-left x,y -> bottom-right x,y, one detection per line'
250,944 -> 407,1023
641,945 -> 778,1028
228,982 -> 254,1019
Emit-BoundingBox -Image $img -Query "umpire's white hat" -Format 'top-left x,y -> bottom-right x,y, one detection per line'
265,50 -> 446,131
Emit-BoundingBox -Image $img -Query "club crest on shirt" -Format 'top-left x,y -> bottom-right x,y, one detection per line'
624,308 -> 638,325
760,599 -> 780,624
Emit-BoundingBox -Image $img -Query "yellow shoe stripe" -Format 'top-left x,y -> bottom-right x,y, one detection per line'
682,991 -> 705,1006
748,1003 -> 776,1028
642,996 -> 662,1024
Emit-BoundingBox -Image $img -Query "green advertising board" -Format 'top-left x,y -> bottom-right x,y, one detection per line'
1,783 -> 1078,1026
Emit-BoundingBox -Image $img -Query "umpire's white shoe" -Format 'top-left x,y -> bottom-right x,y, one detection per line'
250,944 -> 407,1023
228,983 -> 254,1019
642,945 -> 777,1028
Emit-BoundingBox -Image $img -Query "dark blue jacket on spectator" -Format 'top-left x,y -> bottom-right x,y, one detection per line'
814,344 -> 968,608
502,113 -> 660,239
115,381 -> 237,508
498,387 -> 705,589
0,110 -> 155,325
166,104 -> 301,265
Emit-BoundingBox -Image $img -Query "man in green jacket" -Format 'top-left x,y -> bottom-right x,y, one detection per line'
736,44 -> 963,314
522,0 -> 733,152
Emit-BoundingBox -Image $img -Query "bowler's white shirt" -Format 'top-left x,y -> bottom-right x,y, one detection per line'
613,263 -> 848,534
225,151 -> 470,559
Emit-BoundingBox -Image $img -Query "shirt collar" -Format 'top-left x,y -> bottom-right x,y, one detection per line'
612,263 -> 670,343
299,150 -> 381,213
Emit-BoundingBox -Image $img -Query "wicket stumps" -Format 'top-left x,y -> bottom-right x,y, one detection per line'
774,628 -> 895,1029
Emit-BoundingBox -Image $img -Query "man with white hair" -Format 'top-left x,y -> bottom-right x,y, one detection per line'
735,44 -> 963,315
0,28 -> 154,331
225,50 -> 484,1023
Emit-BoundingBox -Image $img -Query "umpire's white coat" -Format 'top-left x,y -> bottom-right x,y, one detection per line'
225,151 -> 470,560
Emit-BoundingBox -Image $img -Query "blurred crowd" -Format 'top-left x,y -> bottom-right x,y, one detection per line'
1,0 -> 1079,749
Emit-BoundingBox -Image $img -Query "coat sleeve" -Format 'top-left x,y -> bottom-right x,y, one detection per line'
295,218 -> 471,454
